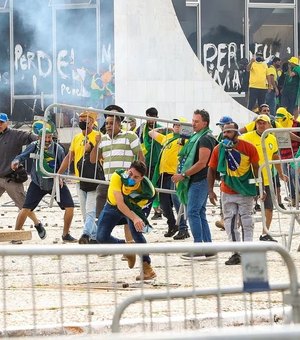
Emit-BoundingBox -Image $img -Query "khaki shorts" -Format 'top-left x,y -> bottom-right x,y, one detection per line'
0,177 -> 26,209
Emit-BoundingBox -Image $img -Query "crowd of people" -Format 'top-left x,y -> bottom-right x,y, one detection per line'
1,55 -> 300,280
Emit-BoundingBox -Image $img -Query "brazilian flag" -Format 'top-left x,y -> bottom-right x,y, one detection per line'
217,143 -> 256,196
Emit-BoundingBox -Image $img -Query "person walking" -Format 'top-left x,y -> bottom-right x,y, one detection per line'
12,129 -> 75,242
208,122 -> 260,265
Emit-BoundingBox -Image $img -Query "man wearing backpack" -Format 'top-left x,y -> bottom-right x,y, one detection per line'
12,129 -> 75,243
57,110 -> 99,244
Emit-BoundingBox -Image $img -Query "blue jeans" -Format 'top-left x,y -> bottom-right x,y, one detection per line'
265,90 -> 276,118
76,184 -> 97,240
96,203 -> 151,264
159,174 -> 188,231
187,179 -> 212,243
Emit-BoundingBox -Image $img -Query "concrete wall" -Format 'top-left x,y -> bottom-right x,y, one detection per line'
114,0 -> 255,133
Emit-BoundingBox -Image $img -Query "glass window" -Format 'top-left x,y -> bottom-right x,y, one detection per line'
249,0 -> 294,3
249,7 -> 294,61
201,0 -> 245,92
172,0 -> 198,56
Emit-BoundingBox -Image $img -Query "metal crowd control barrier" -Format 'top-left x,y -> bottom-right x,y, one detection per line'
38,103 -> 191,218
0,242 -> 299,337
260,127 -> 300,251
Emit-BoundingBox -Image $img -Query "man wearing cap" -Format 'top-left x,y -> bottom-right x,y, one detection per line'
58,110 -> 99,244
215,115 -> 233,230
208,122 -> 260,265
149,118 -> 190,240
240,115 -> 288,242
281,57 -> 300,119
275,107 -> 300,206
247,52 -> 268,111
123,116 -> 137,132
0,112 -> 41,231
11,129 -> 75,243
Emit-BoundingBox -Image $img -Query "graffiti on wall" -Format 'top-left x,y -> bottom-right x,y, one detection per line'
203,42 -> 282,92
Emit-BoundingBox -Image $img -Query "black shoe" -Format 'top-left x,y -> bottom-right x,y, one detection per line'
254,204 -> 261,212
225,253 -> 241,265
181,252 -> 205,260
34,222 -> 46,240
173,229 -> 190,240
151,212 -> 162,220
278,203 -> 286,210
259,234 -> 278,242
89,239 -> 98,244
164,225 -> 179,237
78,234 -> 89,244
62,233 -> 77,243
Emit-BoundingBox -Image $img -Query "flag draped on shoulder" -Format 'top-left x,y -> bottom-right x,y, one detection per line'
217,143 -> 256,196
176,127 -> 211,204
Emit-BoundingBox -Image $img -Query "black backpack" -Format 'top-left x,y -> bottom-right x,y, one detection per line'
77,148 -> 105,192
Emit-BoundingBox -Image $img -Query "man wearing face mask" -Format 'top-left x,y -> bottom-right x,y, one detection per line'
58,110 -> 99,244
11,129 -> 75,243
96,161 -> 157,281
208,122 -> 260,265
247,52 -> 268,112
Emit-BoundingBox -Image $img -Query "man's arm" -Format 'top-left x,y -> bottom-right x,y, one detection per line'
138,149 -> 145,163
251,162 -> 259,179
207,167 -> 218,206
11,143 -> 37,170
172,147 -> 211,183
90,133 -> 102,163
114,191 -> 145,232
273,153 -> 288,182
57,150 -> 75,174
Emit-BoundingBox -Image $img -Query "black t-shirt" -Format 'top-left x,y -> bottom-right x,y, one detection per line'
190,133 -> 217,183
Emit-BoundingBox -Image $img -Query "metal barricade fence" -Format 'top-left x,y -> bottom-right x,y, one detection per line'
0,242 -> 299,337
260,127 -> 300,251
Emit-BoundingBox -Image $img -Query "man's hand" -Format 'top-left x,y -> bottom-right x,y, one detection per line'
11,160 -> 19,171
208,191 -> 218,206
95,132 -> 101,145
172,173 -> 185,184
279,173 -> 289,182
133,216 -> 145,232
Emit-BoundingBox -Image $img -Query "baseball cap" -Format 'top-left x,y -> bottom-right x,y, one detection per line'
288,56 -> 299,65
216,116 -> 233,126
38,128 -> 53,136
104,104 -> 125,122
0,113 -> 8,122
255,114 -> 271,123
79,110 -> 98,122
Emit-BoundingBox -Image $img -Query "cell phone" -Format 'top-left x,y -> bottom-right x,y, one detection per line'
142,225 -> 153,234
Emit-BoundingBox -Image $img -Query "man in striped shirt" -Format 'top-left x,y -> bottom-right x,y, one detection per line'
90,105 -> 144,251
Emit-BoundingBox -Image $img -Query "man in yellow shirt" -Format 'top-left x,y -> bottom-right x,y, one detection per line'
149,119 -> 189,240
58,110 -> 99,243
96,161 -> 157,281
240,115 -> 288,241
247,52 -> 268,111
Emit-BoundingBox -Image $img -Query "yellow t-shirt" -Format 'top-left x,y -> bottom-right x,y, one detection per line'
249,62 -> 268,89
266,65 -> 277,90
244,120 -> 282,132
107,172 -> 147,207
69,129 -> 99,177
155,132 -> 183,174
240,131 -> 278,186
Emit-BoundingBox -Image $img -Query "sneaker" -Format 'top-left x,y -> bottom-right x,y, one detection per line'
151,212 -> 162,220
225,253 -> 241,265
164,225 -> 179,237
259,234 -> 278,242
62,233 -> 77,243
173,229 -> 190,240
78,234 -> 89,244
181,252 -> 205,260
215,220 -> 225,230
34,222 -> 46,240
11,240 -> 23,245
278,203 -> 286,210
254,204 -> 261,212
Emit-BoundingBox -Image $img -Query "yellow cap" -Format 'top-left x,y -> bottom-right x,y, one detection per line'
79,110 -> 98,122
288,56 -> 299,65
255,114 -> 271,123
